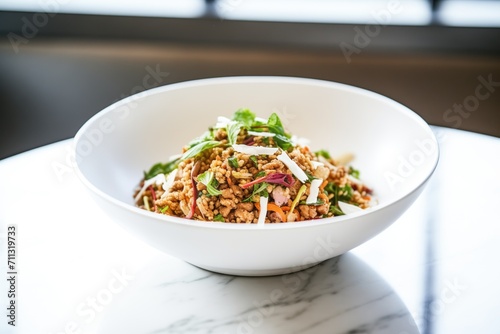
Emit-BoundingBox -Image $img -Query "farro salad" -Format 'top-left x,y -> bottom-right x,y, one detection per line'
134,109 -> 373,224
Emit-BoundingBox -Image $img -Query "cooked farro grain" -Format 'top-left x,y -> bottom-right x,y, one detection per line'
134,109 -> 373,224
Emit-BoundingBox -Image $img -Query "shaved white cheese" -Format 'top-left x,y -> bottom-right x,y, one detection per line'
134,173 -> 165,203
306,179 -> 323,204
255,117 -> 268,123
338,201 -> 363,215
311,161 -> 324,169
160,168 -> 178,198
247,130 -> 276,137
214,116 -> 232,128
277,151 -> 308,183
232,144 -> 278,155
257,196 -> 268,226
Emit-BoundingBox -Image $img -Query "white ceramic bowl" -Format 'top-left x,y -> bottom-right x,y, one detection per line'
74,76 -> 439,276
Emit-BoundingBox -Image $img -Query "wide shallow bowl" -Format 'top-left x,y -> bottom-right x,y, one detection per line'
75,76 -> 439,276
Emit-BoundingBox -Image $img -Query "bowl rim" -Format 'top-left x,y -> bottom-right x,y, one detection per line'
74,75 -> 440,230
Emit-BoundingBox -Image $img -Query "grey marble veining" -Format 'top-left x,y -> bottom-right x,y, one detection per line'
5,128 -> 499,334
97,254 -> 418,334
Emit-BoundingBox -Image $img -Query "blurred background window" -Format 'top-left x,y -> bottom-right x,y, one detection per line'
1,0 -> 499,160
0,0 -> 207,18
437,0 -> 500,27
215,0 -> 432,25
1,0 -> 499,27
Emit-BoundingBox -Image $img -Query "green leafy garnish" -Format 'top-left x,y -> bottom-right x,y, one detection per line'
232,108 -> 256,128
226,121 -> 241,146
144,158 -> 179,180
349,166 -> 360,179
160,206 -> 169,213
250,155 -> 258,167
324,182 -> 353,203
214,213 -> 225,222
329,205 -> 344,216
315,149 -> 331,160
243,182 -> 269,202
339,184 -> 353,202
265,113 -> 293,150
324,182 -> 335,195
228,156 -> 239,169
255,170 -> 266,178
182,140 -> 221,160
305,171 -> 316,182
197,171 -> 222,196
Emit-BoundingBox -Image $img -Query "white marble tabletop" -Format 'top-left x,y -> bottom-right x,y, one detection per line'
1,126 -> 499,334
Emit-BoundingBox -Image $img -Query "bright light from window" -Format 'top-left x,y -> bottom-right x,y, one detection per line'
438,0 -> 500,27
216,0 -> 432,26
0,0 -> 206,18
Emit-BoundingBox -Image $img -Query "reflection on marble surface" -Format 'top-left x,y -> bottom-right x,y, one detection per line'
98,253 -> 418,334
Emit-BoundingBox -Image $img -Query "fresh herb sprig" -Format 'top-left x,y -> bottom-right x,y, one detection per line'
144,158 -> 179,180
197,171 -> 222,196
145,109 -> 293,179
243,182 -> 269,202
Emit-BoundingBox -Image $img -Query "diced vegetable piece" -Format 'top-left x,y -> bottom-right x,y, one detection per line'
288,184 -> 307,222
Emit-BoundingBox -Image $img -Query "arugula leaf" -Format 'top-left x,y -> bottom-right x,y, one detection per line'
324,182 -> 335,195
228,156 -> 239,169
250,155 -> 258,167
197,170 -> 222,196
329,205 -> 344,216
305,171 -> 316,182
349,166 -> 360,179
226,121 -> 241,146
265,113 -> 293,150
243,182 -> 269,202
255,170 -> 266,178
339,184 -> 353,202
266,113 -> 290,137
182,140 -> 221,160
214,213 -> 225,222
324,182 -> 353,203
273,134 -> 293,151
315,149 -> 331,159
144,158 -> 179,180
232,108 -> 256,128
266,113 -> 285,133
